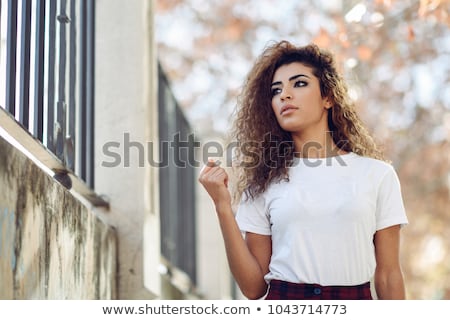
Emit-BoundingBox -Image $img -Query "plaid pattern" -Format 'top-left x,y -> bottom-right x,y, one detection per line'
265,280 -> 372,300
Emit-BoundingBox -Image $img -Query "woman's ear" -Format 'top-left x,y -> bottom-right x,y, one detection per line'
324,97 -> 333,110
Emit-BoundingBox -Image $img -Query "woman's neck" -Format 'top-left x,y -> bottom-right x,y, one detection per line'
292,131 -> 345,158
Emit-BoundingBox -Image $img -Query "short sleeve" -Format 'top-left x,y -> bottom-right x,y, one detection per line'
235,193 -> 272,235
375,165 -> 408,230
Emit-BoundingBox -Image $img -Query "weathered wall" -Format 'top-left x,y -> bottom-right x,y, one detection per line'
0,136 -> 116,299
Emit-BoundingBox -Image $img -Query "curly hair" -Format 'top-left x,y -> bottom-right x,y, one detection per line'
230,40 -> 385,202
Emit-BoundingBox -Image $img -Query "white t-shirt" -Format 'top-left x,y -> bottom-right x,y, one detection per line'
235,152 -> 408,286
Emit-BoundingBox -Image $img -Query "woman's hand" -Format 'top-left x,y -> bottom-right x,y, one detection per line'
198,159 -> 232,211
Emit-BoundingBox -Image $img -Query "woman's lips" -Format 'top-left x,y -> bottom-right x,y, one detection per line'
280,104 -> 298,115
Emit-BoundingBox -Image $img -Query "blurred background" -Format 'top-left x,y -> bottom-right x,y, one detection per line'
155,0 -> 450,299
0,0 -> 448,300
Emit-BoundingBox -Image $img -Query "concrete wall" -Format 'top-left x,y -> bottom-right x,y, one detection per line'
0,136 -> 116,299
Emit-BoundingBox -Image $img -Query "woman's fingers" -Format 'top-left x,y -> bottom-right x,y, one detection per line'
200,158 -> 221,175
207,159 -> 221,167
200,166 -> 226,184
199,158 -> 228,188
198,158 -> 231,207
200,158 -> 223,176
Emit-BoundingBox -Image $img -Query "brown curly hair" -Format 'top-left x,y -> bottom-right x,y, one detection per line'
230,40 -> 385,202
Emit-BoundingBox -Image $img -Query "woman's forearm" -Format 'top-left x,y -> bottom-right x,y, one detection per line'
215,202 -> 268,299
375,268 -> 406,299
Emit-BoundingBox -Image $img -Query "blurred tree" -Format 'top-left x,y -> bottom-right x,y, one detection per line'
155,0 -> 450,299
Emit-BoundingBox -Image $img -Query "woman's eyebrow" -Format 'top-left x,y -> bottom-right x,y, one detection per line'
271,74 -> 310,87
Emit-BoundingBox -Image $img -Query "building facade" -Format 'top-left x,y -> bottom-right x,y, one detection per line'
0,0 -> 235,299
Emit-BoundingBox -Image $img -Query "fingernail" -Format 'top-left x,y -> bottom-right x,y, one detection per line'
207,159 -> 221,167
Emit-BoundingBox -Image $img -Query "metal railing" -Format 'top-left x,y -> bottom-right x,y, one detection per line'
158,63 -> 197,284
2,0 -> 198,285
1,0 -> 95,188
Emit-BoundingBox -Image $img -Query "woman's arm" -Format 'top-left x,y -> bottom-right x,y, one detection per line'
373,224 -> 406,299
198,162 -> 271,299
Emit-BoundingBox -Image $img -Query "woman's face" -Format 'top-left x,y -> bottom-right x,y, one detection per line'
271,62 -> 331,135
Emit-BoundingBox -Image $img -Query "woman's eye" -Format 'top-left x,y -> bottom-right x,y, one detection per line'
271,88 -> 282,96
294,80 -> 307,87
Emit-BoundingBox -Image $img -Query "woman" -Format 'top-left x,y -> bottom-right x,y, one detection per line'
198,41 -> 408,300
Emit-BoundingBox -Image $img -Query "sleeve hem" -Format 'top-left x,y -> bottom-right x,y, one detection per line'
376,218 -> 408,231
238,224 -> 271,236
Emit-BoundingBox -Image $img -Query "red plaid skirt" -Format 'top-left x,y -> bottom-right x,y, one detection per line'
265,280 -> 372,300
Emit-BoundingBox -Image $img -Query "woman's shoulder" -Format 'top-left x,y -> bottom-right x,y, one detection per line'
350,152 -> 397,175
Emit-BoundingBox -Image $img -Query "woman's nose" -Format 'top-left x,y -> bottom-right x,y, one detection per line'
280,88 -> 292,101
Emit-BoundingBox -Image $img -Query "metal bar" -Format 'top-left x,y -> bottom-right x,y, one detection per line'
19,0 -> 32,129
57,0 -> 67,103
158,66 -> 170,260
5,0 -> 18,115
33,0 -> 46,140
159,67 -> 174,263
167,86 -> 178,265
85,0 -> 95,188
78,0 -> 87,182
67,0 -> 77,171
55,0 -> 68,161
46,0 -> 57,152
